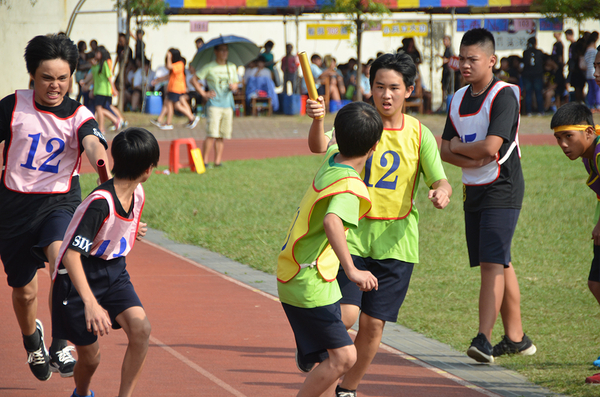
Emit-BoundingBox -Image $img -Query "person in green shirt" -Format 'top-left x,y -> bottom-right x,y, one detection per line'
278,101 -> 382,397
307,52 -> 452,397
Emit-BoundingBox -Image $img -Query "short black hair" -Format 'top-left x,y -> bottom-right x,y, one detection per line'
369,52 -> 416,89
311,54 -> 321,62
168,48 -> 182,64
111,128 -> 160,180
24,34 -> 79,76
334,102 -> 383,158
550,102 -> 594,129
461,28 -> 495,54
565,29 -> 574,36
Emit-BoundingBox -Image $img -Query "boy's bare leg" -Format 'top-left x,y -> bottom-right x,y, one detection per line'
298,345 -> 356,397
478,262 -> 505,342
339,313 -> 385,391
74,342 -> 100,396
214,138 -> 224,165
175,99 -> 194,122
499,263 -> 524,342
44,241 -> 62,313
588,280 -> 600,305
203,137 -> 215,165
95,106 -> 105,133
115,306 -> 151,397
341,304 -> 359,330
13,276 -> 38,336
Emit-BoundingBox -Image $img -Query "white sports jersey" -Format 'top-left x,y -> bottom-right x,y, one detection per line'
449,81 -> 521,185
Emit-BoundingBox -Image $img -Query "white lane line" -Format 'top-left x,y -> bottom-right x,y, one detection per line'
150,334 -> 247,397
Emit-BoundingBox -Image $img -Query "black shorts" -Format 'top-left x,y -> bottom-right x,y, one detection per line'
0,209 -> 72,288
281,301 -> 352,366
167,92 -> 183,103
465,208 -> 520,268
94,95 -> 112,109
590,245 -> 600,282
52,262 -> 142,346
338,256 -> 414,323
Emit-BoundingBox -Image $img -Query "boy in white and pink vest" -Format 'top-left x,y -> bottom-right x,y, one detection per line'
52,127 -> 159,397
0,34 -> 109,381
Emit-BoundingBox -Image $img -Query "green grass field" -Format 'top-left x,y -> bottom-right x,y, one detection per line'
81,145 -> 600,397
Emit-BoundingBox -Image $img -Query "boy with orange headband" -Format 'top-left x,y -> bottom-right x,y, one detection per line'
551,102 -> 600,384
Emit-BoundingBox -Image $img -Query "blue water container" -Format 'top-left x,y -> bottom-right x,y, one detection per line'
340,99 -> 351,109
145,93 -> 162,115
329,100 -> 342,113
283,94 -> 301,115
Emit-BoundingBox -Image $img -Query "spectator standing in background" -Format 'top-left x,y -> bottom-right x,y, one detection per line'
75,41 -> 91,103
584,32 -> 600,110
281,43 -> 299,94
134,29 -> 146,61
522,37 -> 545,115
189,37 -> 204,75
552,31 -> 564,66
192,44 -> 239,168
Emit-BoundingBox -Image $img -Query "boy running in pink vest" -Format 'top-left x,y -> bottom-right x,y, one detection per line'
0,34 -> 109,381
52,127 -> 159,397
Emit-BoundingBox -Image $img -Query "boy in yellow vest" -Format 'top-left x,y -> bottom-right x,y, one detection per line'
277,101 -> 382,397
307,52 -> 452,397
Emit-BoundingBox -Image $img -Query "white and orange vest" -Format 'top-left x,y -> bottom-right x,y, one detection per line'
449,81 -> 521,185
362,114 -> 422,220
53,185 -> 145,280
4,90 -> 94,194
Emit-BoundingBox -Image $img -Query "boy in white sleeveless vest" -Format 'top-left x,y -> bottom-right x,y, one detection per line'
551,102 -> 600,383
278,102 -> 381,397
0,34 -> 109,381
308,52 -> 452,397
52,128 -> 159,397
441,28 -> 535,363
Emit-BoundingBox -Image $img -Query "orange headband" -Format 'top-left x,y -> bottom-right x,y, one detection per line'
553,125 -> 600,135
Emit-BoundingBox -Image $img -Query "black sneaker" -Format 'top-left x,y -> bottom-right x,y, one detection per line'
335,385 -> 357,397
25,320 -> 52,381
467,333 -> 494,363
492,334 -> 536,357
295,349 -> 315,373
50,345 -> 76,377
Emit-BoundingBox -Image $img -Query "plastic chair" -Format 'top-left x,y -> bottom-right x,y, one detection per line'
169,138 -> 198,174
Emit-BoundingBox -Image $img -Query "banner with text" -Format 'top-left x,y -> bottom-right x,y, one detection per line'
382,22 -> 428,37
307,24 -> 350,40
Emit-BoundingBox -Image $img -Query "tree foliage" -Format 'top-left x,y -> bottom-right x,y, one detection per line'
321,0 -> 391,101
536,0 -> 600,23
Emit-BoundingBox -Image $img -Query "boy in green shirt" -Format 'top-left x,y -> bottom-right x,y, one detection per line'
277,101 -> 382,397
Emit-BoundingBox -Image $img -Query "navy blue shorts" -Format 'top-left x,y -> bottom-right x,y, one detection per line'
167,92 -> 183,103
0,209 -> 72,288
465,208 -> 520,268
281,301 -> 352,366
52,263 -> 142,346
94,95 -> 112,109
338,256 -> 414,323
590,245 -> 600,282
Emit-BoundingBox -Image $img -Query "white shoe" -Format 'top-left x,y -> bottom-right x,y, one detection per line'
186,115 -> 200,129
159,124 -> 174,130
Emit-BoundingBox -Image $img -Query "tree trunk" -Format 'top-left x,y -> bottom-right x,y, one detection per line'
355,16 -> 363,102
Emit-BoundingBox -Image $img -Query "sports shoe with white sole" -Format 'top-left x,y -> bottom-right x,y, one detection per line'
50,345 -> 76,377
186,115 -> 200,129
25,319 -> 52,381
492,334 -> 536,357
467,333 -> 494,363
